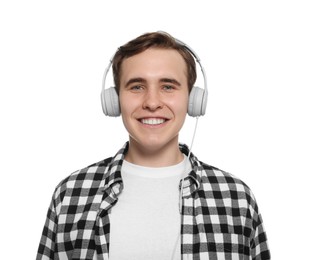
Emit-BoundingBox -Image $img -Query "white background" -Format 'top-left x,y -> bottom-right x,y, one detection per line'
1,1 -> 312,259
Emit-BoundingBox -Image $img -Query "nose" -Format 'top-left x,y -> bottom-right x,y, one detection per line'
142,88 -> 163,111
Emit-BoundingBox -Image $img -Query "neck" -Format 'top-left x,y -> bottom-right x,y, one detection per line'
125,139 -> 184,167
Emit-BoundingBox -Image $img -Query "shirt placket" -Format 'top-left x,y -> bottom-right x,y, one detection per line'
95,183 -> 122,260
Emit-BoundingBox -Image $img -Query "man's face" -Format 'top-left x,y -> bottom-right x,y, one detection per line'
119,48 -> 189,154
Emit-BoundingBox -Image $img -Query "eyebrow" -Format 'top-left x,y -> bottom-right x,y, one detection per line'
125,77 -> 181,87
160,78 -> 181,86
125,77 -> 146,87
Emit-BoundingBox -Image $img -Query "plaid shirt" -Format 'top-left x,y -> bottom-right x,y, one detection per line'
37,142 -> 270,260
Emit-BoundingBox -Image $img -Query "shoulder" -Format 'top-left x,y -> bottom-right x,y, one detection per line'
200,161 -> 249,188
59,157 -> 113,187
198,161 -> 258,208
51,157 -> 114,209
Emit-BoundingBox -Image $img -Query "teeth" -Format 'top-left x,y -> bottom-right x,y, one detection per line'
141,118 -> 165,125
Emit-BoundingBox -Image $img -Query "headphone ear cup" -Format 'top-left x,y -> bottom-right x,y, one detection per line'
101,87 -> 120,117
188,86 -> 207,117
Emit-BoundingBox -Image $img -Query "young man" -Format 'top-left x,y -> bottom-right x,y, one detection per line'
37,32 -> 270,259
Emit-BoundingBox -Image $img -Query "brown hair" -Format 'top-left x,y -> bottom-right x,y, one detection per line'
112,31 -> 197,92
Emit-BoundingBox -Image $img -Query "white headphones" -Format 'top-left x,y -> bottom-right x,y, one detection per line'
101,35 -> 208,117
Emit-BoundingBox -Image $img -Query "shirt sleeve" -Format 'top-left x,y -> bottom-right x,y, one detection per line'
250,207 -> 271,259
36,196 -> 58,260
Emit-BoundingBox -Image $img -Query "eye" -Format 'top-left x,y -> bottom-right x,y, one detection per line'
130,85 -> 144,92
162,85 -> 175,91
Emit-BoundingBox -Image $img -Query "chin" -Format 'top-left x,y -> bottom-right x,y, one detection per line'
130,135 -> 178,152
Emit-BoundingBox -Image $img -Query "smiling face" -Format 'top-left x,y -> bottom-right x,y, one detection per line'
119,48 -> 189,164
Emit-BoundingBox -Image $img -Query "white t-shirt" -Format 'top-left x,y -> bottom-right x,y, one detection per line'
109,155 -> 191,260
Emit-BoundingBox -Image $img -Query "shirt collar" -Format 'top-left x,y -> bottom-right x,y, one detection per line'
103,142 -> 203,196
178,143 -> 203,196
101,143 -> 128,197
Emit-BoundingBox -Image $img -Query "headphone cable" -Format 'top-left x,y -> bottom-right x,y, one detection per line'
173,116 -> 200,260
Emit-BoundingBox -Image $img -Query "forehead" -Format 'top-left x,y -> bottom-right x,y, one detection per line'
120,48 -> 187,80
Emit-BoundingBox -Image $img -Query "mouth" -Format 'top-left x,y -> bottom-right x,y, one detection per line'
140,118 -> 168,125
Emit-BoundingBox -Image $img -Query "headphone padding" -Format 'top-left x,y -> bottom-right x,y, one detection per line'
101,87 -> 120,117
188,86 -> 207,117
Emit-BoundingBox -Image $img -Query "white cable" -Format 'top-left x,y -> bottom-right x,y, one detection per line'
180,116 -> 200,213
173,117 -> 200,260
173,117 -> 200,259
187,116 -> 199,159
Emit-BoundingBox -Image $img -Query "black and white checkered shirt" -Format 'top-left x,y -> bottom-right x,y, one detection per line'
37,142 -> 270,259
